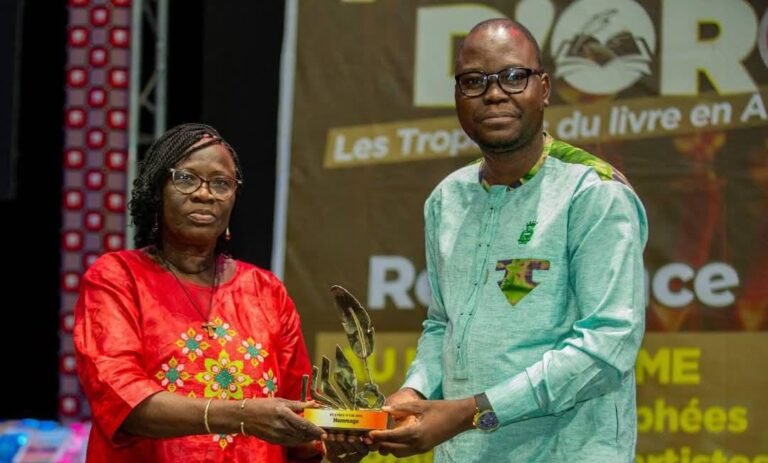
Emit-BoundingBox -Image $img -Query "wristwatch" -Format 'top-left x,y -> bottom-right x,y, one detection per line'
472,392 -> 500,432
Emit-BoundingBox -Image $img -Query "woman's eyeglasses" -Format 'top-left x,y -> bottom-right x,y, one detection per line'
168,168 -> 241,199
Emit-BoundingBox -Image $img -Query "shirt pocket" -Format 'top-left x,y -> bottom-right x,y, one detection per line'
486,256 -> 567,331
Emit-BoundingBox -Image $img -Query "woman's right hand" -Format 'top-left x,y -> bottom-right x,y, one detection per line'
244,398 -> 326,446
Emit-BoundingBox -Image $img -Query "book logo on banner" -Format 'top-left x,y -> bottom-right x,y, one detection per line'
550,0 -> 656,95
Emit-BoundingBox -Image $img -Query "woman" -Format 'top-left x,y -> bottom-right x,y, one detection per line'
74,123 -> 366,462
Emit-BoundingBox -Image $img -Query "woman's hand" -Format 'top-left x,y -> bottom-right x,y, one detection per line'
243,398 -> 326,446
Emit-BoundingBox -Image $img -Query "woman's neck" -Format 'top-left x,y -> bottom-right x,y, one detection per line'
156,244 -> 218,283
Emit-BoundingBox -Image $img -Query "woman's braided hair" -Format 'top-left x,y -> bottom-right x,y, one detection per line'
128,122 -> 243,250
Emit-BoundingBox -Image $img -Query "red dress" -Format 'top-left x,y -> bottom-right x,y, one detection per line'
74,249 -> 314,462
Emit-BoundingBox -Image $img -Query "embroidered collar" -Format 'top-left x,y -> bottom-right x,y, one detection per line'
479,133 -> 553,191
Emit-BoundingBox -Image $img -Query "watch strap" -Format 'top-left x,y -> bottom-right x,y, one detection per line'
474,392 -> 492,412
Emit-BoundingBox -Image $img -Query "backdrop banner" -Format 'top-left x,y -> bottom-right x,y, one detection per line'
276,1 -> 768,460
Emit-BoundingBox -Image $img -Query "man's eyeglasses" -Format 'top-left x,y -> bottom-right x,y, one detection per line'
455,67 -> 544,98
168,168 -> 241,199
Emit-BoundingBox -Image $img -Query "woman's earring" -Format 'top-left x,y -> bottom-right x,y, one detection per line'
225,226 -> 231,241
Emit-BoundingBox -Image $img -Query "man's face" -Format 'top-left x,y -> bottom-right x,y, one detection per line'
454,26 -> 550,155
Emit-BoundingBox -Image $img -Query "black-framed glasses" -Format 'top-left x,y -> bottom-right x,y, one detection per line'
455,67 -> 544,97
168,168 -> 241,199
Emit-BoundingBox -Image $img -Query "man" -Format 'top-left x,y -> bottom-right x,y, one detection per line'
369,18 -> 648,462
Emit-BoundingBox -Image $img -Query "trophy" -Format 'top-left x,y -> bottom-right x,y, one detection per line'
302,285 -> 389,431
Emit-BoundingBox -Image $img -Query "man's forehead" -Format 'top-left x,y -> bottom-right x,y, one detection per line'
466,23 -> 526,48
457,26 -> 532,67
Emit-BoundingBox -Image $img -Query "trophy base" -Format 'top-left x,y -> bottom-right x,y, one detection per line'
304,408 -> 388,431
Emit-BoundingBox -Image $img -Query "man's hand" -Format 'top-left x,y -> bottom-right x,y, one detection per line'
369,397 -> 476,458
382,388 -> 425,431
323,432 -> 372,463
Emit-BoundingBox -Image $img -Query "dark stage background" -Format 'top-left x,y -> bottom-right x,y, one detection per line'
0,0 -> 284,420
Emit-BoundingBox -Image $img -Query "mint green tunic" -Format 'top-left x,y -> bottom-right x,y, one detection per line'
403,137 -> 648,462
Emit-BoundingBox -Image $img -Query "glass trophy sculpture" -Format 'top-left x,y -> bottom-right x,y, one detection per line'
303,285 -> 389,431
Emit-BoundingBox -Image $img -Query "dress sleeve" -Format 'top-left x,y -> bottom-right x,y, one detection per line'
486,180 -> 648,425
402,193 -> 447,400
73,254 -> 164,446
269,274 -> 312,401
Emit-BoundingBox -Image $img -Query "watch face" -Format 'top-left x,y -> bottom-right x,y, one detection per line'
477,410 -> 499,431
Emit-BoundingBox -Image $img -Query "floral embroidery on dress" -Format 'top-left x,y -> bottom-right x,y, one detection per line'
238,337 -> 270,367
257,369 -> 278,397
196,350 -> 254,400
176,328 -> 211,361
209,317 -> 237,346
155,357 -> 190,392
164,319 -> 277,449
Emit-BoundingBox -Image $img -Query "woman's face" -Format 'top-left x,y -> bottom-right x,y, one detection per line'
160,142 -> 238,249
